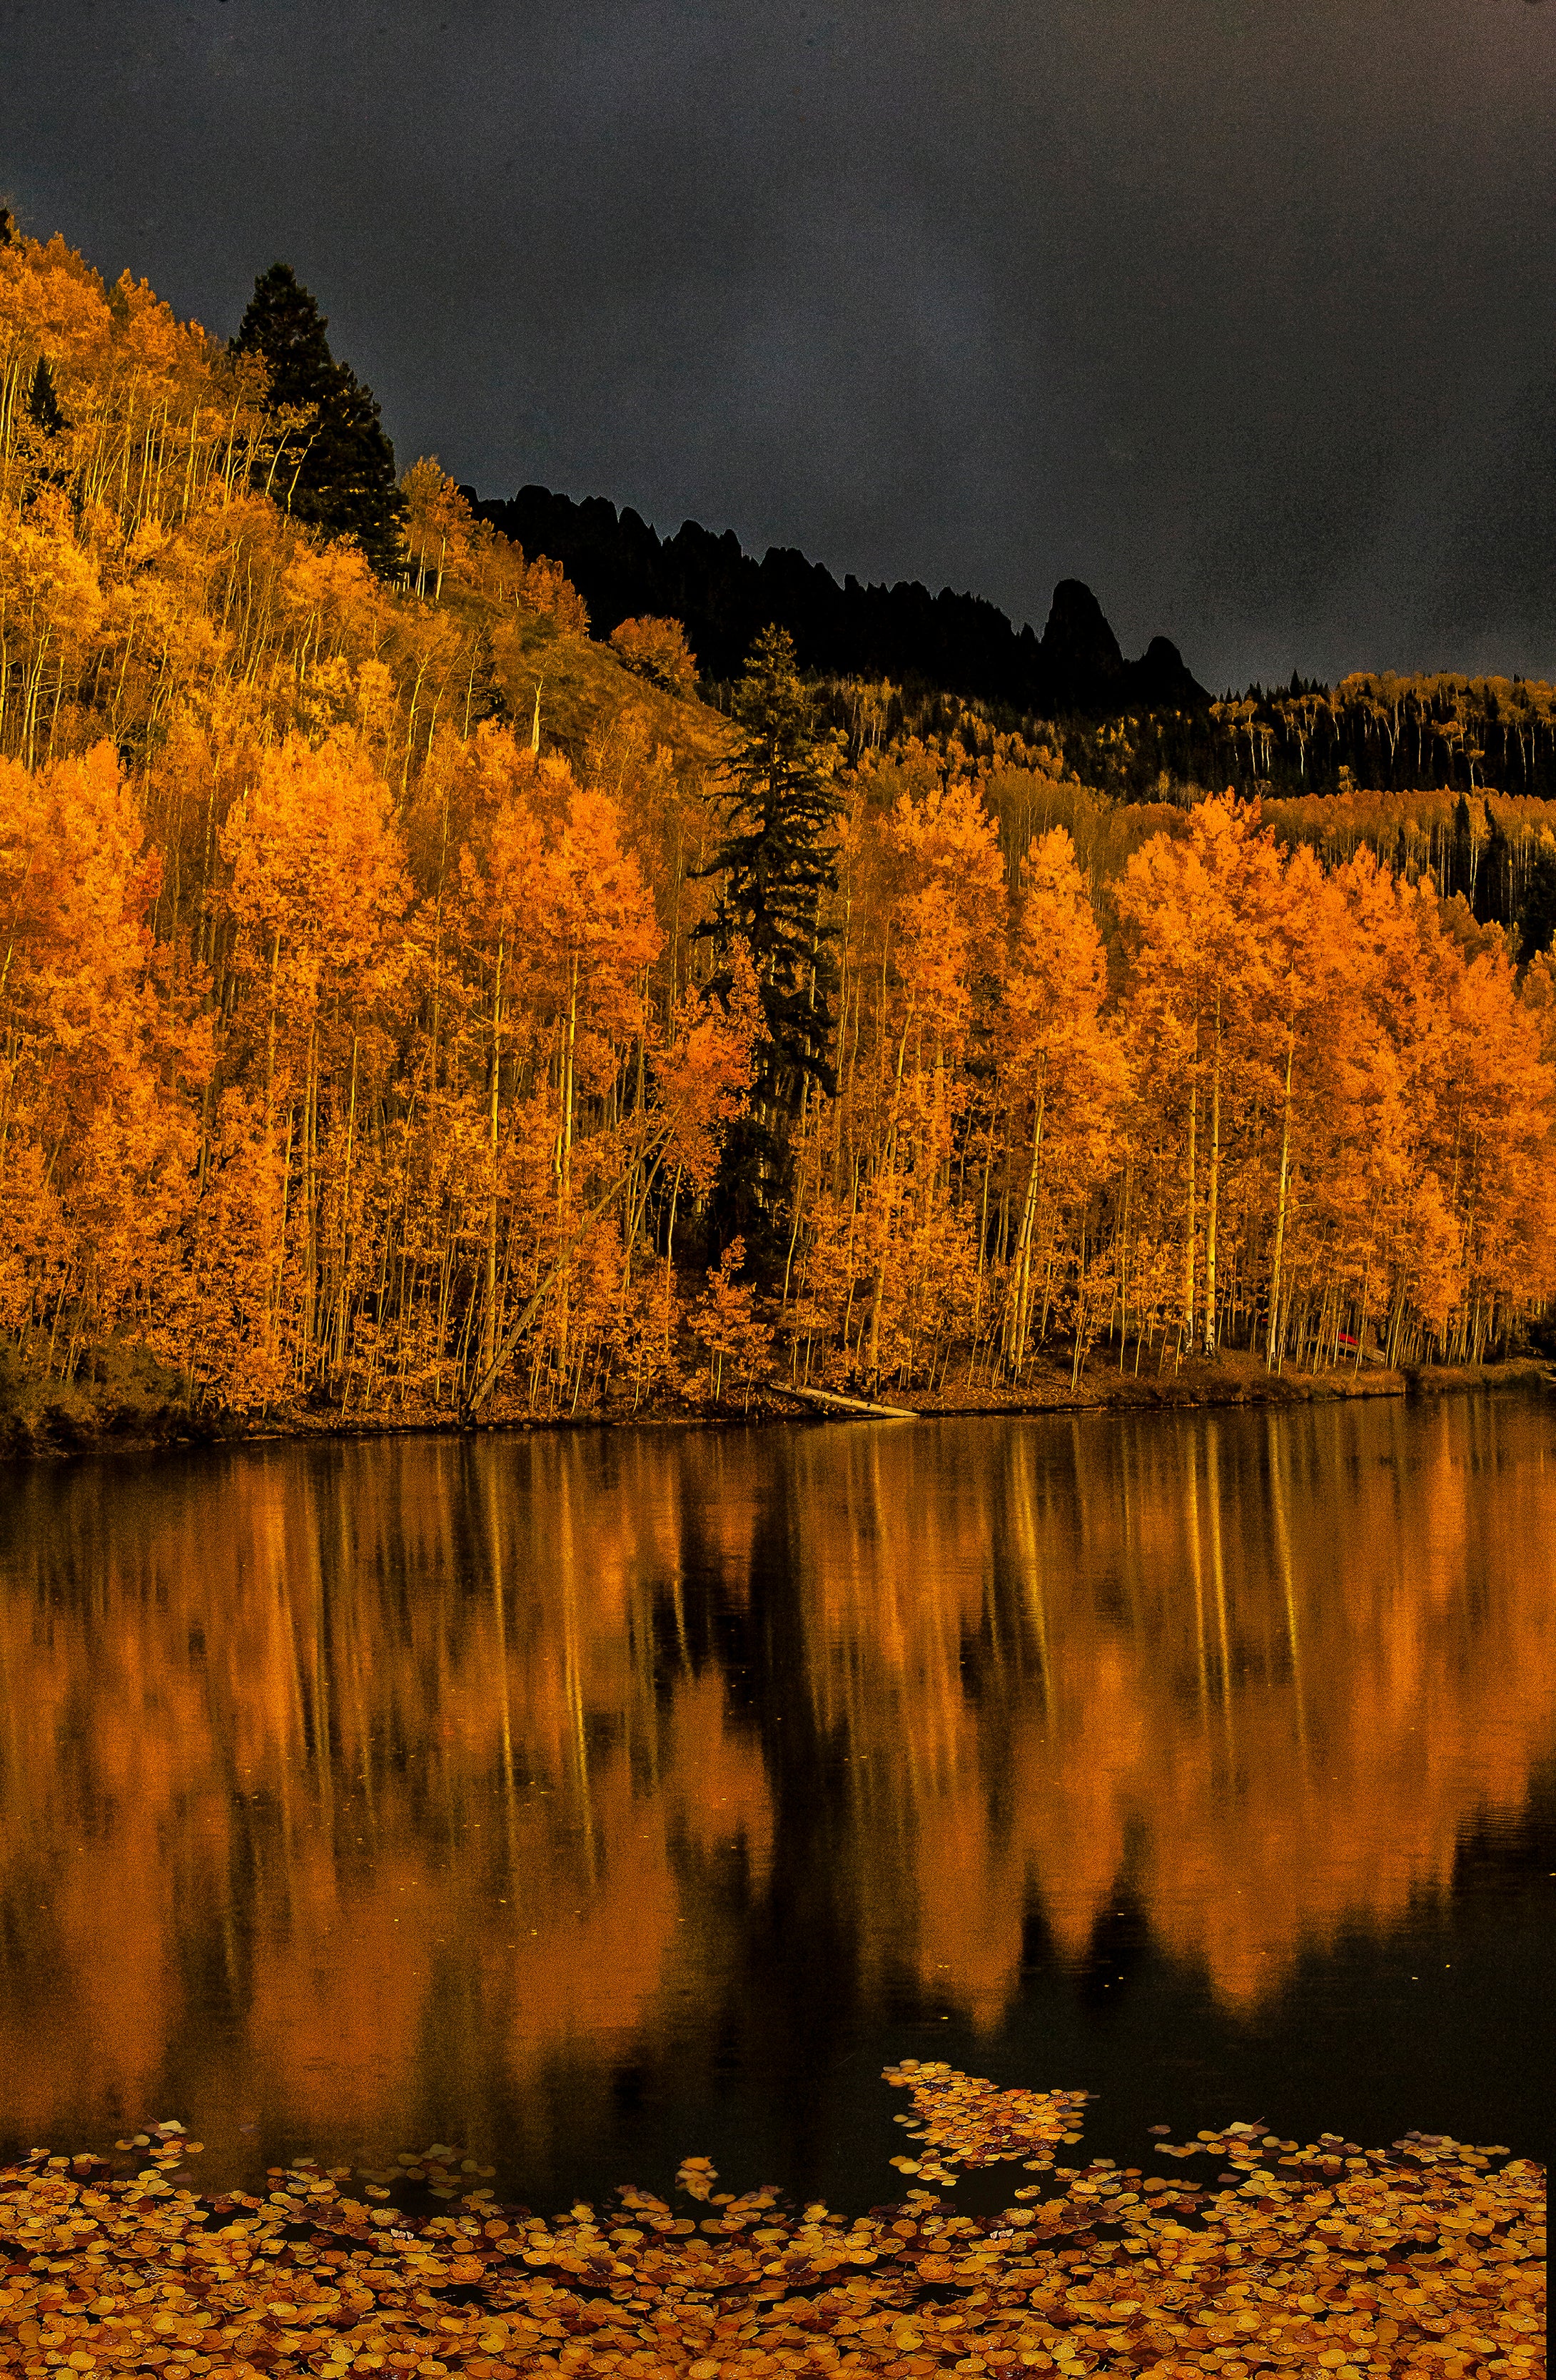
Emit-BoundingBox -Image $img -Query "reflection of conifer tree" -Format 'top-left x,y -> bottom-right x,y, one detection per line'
231,263 -> 404,576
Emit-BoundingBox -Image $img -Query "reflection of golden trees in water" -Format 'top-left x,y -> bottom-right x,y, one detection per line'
0,1398 -> 1551,2152
803,1398 -> 1556,2021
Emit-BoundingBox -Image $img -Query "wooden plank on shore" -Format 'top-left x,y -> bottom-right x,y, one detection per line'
777,1383 -> 919,1421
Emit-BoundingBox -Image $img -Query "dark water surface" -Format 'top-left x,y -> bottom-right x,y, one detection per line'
1,1393 -> 1552,2211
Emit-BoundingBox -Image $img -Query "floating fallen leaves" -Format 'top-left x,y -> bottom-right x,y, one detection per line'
882,2061 -> 1093,2185
0,2077 -> 1542,2378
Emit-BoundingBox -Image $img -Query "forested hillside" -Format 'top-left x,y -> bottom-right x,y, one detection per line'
2,221 -> 1555,1441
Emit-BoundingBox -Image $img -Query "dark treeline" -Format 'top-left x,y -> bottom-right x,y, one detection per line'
467,484 -> 1208,717
1205,675 -> 1556,806
811,664 -> 1556,811
473,487 -> 1556,810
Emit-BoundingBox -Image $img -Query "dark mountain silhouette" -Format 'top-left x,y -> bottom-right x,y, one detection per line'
464,484 -> 1208,717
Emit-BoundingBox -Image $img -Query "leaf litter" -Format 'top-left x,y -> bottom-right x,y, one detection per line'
0,2064 -> 1542,2377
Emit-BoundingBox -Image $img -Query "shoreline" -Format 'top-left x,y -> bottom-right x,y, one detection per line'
1,1352 -> 1547,1464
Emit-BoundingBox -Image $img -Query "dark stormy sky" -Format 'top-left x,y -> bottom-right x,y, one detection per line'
4,0 -> 1554,689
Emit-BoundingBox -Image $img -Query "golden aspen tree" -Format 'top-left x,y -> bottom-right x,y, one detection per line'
1115,795 -> 1287,1356
994,825 -> 1126,1376
855,776 -> 1002,1386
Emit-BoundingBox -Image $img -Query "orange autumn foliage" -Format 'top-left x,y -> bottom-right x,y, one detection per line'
1,221 -> 1555,1421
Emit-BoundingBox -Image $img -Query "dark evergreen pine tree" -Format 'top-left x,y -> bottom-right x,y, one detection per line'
26,356 -> 64,435
695,626 -> 841,1248
1450,792 -> 1476,902
231,263 -> 403,575
1517,844 -> 1556,962
1473,813 -> 1513,930
700,625 -> 840,1099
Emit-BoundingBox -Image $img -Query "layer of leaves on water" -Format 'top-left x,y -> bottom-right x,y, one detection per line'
0,2068 -> 1543,2378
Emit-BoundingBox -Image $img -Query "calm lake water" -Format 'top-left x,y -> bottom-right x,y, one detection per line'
1,1394 -> 1552,2211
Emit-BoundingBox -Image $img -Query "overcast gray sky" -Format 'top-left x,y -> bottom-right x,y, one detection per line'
4,0 -> 1553,688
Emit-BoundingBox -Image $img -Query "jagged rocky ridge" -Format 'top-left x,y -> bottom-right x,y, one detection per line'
466,484 -> 1208,715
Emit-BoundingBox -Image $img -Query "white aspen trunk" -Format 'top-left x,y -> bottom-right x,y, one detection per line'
968,1079 -> 999,1368
1182,1037 -> 1198,1353
555,953 -> 579,1372
480,935 -> 504,1386
781,1071 -> 810,1306
264,930 -> 281,1124
1266,1029 -> 1294,1369
1204,997 -> 1222,1355
865,1012 -> 911,1380
1116,1158 -> 1131,1371
1009,1076 -> 1047,1373
664,1164 -> 682,1359
335,1034 -> 358,1372
273,1106 -> 295,1353
301,1024 -> 318,1384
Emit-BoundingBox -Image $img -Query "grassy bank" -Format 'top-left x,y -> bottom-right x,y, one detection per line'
0,1342 -> 223,1460
1,1343 -> 1549,1461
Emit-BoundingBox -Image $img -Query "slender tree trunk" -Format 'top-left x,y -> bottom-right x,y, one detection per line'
555,952 -> 578,1371
264,930 -> 281,1122
865,1013 -> 911,1381
481,934 -> 504,1388
334,1034 -> 358,1372
1117,1158 -> 1131,1371
1204,997 -> 1221,1355
1182,1037 -> 1198,1353
300,1023 -> 319,1386
1008,1074 -> 1046,1373
781,1073 -> 810,1306
664,1164 -> 682,1360
1266,1029 -> 1293,1371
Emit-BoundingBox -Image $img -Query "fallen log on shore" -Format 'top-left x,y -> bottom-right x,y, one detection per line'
775,1383 -> 919,1421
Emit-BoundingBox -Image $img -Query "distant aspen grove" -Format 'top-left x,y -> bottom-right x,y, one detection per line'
2,221 -> 1555,1431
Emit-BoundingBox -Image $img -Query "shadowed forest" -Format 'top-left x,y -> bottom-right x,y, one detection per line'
4,222 -> 1556,1438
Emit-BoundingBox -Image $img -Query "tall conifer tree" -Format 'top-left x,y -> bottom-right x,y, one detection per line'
26,356 -> 64,435
700,626 -> 839,1099
231,263 -> 403,575
696,625 -> 839,1242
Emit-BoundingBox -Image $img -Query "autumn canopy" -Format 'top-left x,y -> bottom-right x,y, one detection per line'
2,222 -> 1555,1428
